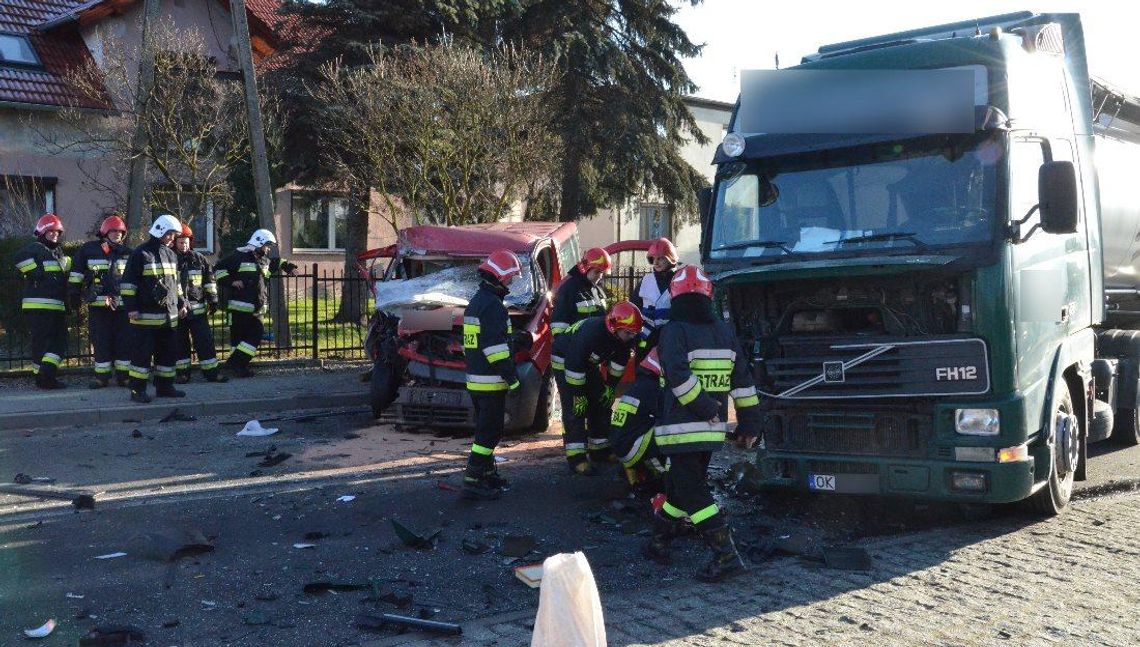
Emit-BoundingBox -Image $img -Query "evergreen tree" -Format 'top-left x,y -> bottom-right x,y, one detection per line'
502,0 -> 709,222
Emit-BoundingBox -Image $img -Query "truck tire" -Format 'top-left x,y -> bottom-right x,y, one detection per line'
529,371 -> 555,432
1113,408 -> 1140,446
1027,384 -> 1078,515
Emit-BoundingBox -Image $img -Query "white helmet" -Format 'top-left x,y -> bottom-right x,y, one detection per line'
248,228 -> 278,248
149,214 -> 182,238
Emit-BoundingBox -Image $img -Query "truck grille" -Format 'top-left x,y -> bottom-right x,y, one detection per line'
765,410 -> 931,459
763,336 -> 989,399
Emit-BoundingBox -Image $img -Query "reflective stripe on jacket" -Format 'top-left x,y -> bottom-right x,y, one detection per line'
215,249 -> 269,314
551,316 -> 633,391
177,249 -> 218,310
463,282 -> 519,393
121,237 -> 183,327
12,240 -> 70,311
609,371 -> 663,468
550,266 -> 607,336
70,239 -> 130,307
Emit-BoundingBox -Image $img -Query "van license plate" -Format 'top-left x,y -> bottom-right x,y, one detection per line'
808,474 -> 836,491
410,389 -> 461,407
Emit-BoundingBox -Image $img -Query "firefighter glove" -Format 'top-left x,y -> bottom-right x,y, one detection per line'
572,395 -> 588,417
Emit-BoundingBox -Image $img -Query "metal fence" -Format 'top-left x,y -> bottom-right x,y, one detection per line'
600,265 -> 651,304
0,264 -> 373,374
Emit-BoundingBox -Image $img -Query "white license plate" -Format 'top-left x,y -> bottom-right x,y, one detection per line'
808,474 -> 836,491
409,389 -> 462,407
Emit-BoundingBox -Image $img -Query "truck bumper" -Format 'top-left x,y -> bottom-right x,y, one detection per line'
756,452 -> 1037,503
391,361 -> 543,431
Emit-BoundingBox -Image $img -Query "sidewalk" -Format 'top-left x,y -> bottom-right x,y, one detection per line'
0,363 -> 369,431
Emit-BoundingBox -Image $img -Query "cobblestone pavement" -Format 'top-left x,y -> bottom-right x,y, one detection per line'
377,493 -> 1140,647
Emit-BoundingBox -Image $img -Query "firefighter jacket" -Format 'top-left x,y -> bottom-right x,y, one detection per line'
656,301 -> 762,455
121,237 -> 184,327
214,248 -> 270,315
463,280 -> 520,393
12,239 -> 71,312
551,316 -> 635,394
177,250 -> 218,316
69,239 -> 130,309
551,266 -> 607,336
637,269 -> 675,327
610,368 -> 664,469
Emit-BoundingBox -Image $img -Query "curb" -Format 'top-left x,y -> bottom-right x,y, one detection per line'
0,390 -> 370,431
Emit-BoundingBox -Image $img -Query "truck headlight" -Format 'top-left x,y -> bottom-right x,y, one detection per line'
721,132 -> 745,158
955,408 -> 1000,436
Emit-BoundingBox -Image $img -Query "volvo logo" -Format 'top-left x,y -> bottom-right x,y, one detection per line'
823,361 -> 845,383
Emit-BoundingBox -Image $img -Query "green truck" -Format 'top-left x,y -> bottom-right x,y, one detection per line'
701,12 -> 1140,513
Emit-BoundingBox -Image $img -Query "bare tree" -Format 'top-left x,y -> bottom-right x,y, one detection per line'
35,23 -> 251,239
311,41 -> 561,232
0,172 -> 54,239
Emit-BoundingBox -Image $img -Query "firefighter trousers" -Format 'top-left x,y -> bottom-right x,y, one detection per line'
176,313 -> 220,377
554,368 -> 611,464
468,392 -> 506,476
129,323 -> 178,394
225,311 -> 263,369
89,307 -> 131,382
661,451 -> 722,529
26,311 -> 67,384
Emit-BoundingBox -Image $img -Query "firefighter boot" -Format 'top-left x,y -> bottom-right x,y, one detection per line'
203,368 -> 229,383
696,523 -> 747,583
643,511 -> 682,565
175,369 -> 191,384
482,466 -> 510,491
88,376 -> 110,389
155,377 -> 186,399
461,455 -> 501,501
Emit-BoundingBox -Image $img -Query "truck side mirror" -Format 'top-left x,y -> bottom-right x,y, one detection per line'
1038,161 -> 1078,234
697,187 -> 712,229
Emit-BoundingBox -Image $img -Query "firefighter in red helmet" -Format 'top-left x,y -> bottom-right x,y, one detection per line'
551,300 -> 643,474
646,265 -> 762,582
460,249 -> 524,500
12,214 -> 71,389
69,214 -> 132,388
173,224 -> 227,383
550,247 -> 611,336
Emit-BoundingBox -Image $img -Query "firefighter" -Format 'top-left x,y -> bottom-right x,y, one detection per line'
173,224 -> 227,383
550,247 -> 610,336
636,237 -> 679,327
551,300 -> 643,474
214,229 -> 294,378
69,214 -> 132,388
121,214 -> 187,403
646,265 -> 762,582
609,348 -> 668,492
12,214 -> 71,389
460,249 -> 523,501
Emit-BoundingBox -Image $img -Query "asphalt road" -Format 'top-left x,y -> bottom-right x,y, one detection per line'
0,410 -> 1137,645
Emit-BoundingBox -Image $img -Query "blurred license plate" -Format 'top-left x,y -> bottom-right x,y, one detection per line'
409,389 -> 461,407
808,474 -> 836,491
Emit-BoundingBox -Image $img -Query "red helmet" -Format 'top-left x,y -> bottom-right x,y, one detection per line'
605,300 -> 644,335
647,238 -> 678,265
639,348 -> 662,377
178,223 -> 193,239
577,247 -> 612,274
669,265 -> 713,298
479,249 -> 522,285
34,213 -> 64,236
99,215 -> 127,237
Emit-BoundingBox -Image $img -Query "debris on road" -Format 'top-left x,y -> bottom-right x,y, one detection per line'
78,625 -> 147,646
136,531 -> 215,562
293,543 -> 317,549
336,495 -> 356,503
391,519 -> 439,549
13,473 -> 56,485
94,552 -> 128,560
23,619 -> 56,639
500,535 -> 537,558
355,613 -> 462,636
822,546 -> 874,571
0,483 -> 97,510
303,582 -> 369,595
727,461 -> 765,495
436,480 -> 460,492
257,451 -> 292,468
160,408 -> 197,423
66,592 -> 85,599
513,562 -> 544,588
460,538 -> 491,555
130,429 -> 143,439
237,420 -> 279,437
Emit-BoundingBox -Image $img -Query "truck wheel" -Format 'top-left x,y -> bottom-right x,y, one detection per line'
1027,385 -> 1078,515
529,371 -> 555,432
1113,408 -> 1140,446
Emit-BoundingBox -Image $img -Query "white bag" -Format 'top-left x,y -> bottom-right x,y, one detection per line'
531,552 -> 607,647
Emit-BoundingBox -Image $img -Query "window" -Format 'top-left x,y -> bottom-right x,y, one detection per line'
639,203 -> 673,240
0,175 -> 55,238
150,189 -> 214,252
291,193 -> 348,251
557,232 -> 581,277
1010,139 -> 1047,226
0,33 -> 40,68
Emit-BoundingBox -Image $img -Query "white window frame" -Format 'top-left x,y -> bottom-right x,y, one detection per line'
291,193 -> 348,253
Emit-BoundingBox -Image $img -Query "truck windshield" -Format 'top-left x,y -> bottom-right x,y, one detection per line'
710,136 -> 1000,260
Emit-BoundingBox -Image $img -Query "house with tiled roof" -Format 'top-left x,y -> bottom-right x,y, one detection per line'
0,0 -> 337,257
